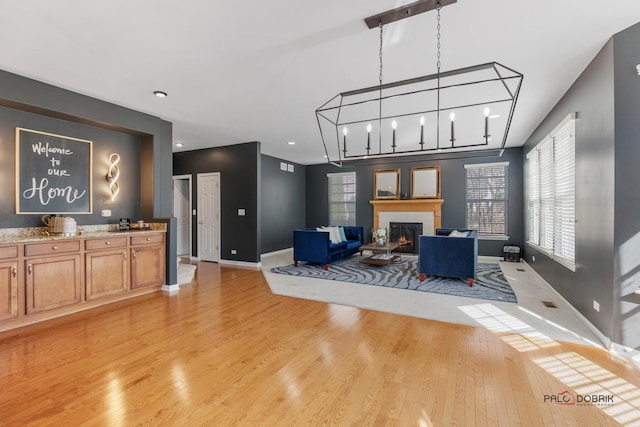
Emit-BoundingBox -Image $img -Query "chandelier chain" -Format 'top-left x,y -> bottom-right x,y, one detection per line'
436,2 -> 441,73
378,21 -> 384,85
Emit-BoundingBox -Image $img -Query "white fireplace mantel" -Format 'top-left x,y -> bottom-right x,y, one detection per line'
370,199 -> 444,235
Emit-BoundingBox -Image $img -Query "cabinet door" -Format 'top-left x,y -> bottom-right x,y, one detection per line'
26,255 -> 82,314
86,250 -> 130,300
0,261 -> 19,321
131,245 -> 165,289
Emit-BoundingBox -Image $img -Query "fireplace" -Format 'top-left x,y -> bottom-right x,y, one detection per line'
389,222 -> 423,254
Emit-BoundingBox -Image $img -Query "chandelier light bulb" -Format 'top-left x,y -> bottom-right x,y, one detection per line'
484,107 -> 491,117
366,123 -> 372,133
449,112 -> 456,122
391,120 -> 397,129
343,127 -> 348,136
420,116 -> 425,125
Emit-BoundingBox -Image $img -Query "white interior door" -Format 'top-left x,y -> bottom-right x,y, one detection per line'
197,172 -> 220,262
172,175 -> 191,256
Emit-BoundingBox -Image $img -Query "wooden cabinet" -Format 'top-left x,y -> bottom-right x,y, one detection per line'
0,230 -> 165,332
131,233 -> 165,289
85,237 -> 129,300
0,245 -> 20,321
25,253 -> 82,315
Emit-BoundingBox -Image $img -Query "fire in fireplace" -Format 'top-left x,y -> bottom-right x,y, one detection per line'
389,222 -> 423,254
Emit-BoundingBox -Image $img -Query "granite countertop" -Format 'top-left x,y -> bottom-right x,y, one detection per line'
0,224 -> 166,245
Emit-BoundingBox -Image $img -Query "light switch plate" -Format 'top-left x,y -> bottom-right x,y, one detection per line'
100,209 -> 111,217
238,208 -> 246,216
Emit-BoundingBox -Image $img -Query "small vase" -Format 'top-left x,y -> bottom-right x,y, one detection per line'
377,238 -> 385,245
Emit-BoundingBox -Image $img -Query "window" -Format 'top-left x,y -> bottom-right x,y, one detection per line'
327,172 -> 356,226
465,162 -> 509,238
526,114 -> 575,270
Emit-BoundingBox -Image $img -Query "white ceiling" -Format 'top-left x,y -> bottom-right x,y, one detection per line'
1,1 -> 639,165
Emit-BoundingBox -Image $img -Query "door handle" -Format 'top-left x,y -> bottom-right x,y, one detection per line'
123,251 -> 127,261
28,264 -> 32,275
12,266 -> 17,277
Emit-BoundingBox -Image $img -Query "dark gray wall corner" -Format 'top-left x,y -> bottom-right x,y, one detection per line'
173,142 -> 261,263
613,22 -> 640,348
260,155 -> 306,254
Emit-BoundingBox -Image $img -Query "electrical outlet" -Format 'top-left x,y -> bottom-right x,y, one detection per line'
593,300 -> 600,312
100,209 -> 111,217
231,249 -> 237,255
532,255 -> 536,262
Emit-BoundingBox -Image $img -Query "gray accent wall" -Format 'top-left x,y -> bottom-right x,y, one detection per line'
173,142 -> 262,263
306,148 -> 523,257
260,155 -> 306,254
523,22 -> 640,348
0,68 -> 175,284
613,22 -> 640,348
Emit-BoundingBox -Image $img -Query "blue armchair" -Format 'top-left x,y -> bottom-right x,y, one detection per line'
418,228 -> 478,287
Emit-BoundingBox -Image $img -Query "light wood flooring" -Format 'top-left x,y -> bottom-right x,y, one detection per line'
1,261 -> 639,426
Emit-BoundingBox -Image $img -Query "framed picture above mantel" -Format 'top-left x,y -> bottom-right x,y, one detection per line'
15,127 -> 93,214
410,166 -> 440,199
374,168 -> 400,200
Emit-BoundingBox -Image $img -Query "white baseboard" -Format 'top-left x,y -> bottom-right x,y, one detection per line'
261,247 -> 293,259
219,259 -> 262,268
610,343 -> 640,370
161,283 -> 180,293
522,260 -> 611,348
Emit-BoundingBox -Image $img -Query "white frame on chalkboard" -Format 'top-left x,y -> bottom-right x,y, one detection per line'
15,127 -> 93,214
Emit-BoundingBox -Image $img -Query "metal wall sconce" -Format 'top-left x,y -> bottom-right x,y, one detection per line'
106,153 -> 120,201
316,0 -> 523,166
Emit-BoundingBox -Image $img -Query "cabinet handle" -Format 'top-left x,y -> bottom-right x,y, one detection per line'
12,266 -> 17,277
28,264 -> 32,275
52,246 -> 58,250
132,250 -> 136,258
105,241 -> 111,245
123,251 -> 127,261
146,238 -> 151,241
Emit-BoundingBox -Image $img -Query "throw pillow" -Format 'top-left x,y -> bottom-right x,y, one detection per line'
318,226 -> 341,244
327,226 -> 343,244
338,226 -> 347,242
448,230 -> 469,238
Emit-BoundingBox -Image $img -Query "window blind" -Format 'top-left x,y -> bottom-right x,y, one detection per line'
465,162 -> 508,237
327,172 -> 356,226
526,114 -> 576,269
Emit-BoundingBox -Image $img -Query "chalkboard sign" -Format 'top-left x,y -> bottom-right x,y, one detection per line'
15,128 -> 93,214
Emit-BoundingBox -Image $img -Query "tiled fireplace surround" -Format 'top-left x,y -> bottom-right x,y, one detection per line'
370,199 -> 445,243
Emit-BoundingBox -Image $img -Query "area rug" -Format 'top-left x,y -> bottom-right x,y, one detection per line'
271,256 -> 517,303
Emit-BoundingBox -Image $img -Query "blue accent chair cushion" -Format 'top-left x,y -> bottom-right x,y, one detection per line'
418,228 -> 478,287
293,226 -> 364,270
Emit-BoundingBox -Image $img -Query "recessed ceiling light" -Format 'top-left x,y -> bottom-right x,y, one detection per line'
153,90 -> 168,98
288,141 -> 296,145
175,142 -> 183,147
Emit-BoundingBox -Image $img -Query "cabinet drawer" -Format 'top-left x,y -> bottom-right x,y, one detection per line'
85,237 -> 127,251
25,240 -> 81,257
131,233 -> 164,246
0,245 -> 19,259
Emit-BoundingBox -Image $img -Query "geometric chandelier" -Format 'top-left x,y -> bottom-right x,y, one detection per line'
315,0 -> 523,166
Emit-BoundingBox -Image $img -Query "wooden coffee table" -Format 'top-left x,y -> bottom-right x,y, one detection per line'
359,242 -> 400,267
